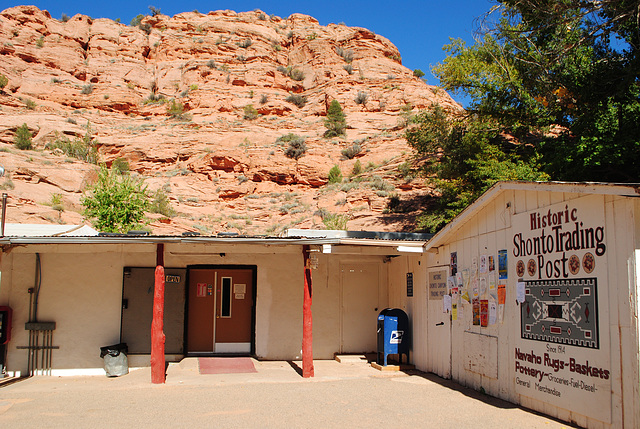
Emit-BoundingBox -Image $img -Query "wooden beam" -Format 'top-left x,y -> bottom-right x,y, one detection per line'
302,245 -> 314,378
151,243 -> 166,384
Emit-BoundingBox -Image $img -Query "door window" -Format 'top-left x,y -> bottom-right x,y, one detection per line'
220,277 -> 232,318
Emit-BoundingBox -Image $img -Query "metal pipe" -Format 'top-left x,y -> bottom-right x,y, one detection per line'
1,193 -> 6,237
27,331 -> 32,375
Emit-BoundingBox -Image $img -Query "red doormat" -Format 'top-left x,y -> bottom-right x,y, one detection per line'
198,357 -> 257,375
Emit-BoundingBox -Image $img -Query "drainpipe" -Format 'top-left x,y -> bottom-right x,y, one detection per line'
1,193 -> 7,237
302,245 -> 314,378
151,243 -> 166,384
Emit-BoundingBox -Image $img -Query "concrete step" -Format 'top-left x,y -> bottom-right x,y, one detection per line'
334,354 -> 372,364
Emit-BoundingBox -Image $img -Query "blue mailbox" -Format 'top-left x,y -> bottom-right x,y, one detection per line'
377,308 -> 410,366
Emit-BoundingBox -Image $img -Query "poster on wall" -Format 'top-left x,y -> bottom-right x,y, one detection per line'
512,195 -> 611,423
450,252 -> 457,276
498,250 -> 508,279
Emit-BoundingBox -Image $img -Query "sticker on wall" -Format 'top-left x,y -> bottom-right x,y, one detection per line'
456,272 -> 463,287
197,283 -> 207,298
472,257 -> 478,275
488,255 -> 495,272
498,249 -> 508,280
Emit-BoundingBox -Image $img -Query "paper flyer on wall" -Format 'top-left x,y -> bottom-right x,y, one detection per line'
488,255 -> 495,272
450,252 -> 457,276
516,281 -> 526,303
498,249 -> 508,280
497,283 -> 506,323
450,287 -> 458,321
472,277 -> 479,300
447,276 -> 456,293
460,269 -> 471,303
479,276 -> 487,297
479,254 -> 488,274
472,299 -> 480,325
480,299 -> 488,327
489,296 -> 497,325
443,294 -> 452,313
488,272 -> 496,291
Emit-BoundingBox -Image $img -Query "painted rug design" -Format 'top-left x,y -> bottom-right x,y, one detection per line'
520,277 -> 599,349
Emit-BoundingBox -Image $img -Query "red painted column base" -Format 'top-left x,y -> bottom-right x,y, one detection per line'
151,244 -> 166,384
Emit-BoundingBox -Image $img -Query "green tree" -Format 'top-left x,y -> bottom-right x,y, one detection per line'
328,165 -> 342,184
408,0 -> 640,232
130,14 -> 145,26
433,0 -> 640,182
0,74 -> 8,91
14,123 -> 32,150
324,100 -> 347,137
406,105 -> 548,232
81,165 -> 150,233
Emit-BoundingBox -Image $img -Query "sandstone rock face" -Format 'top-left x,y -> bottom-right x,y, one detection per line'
0,6 -> 461,234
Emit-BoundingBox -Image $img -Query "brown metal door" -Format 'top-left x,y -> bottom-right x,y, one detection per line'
187,269 -> 215,352
187,268 -> 254,354
214,269 -> 253,353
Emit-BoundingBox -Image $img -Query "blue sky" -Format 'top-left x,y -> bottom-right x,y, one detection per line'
3,1 -> 496,106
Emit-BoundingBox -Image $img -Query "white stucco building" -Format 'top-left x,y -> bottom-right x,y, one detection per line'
0,181 -> 638,428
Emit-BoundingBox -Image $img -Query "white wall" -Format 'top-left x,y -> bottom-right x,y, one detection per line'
0,242 -> 393,374
418,190 -> 640,429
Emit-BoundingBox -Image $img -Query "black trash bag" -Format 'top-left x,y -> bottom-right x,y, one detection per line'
99,343 -> 128,377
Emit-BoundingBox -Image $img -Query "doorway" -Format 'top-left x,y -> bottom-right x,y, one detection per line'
186,267 -> 255,355
426,268 -> 452,378
340,262 -> 381,353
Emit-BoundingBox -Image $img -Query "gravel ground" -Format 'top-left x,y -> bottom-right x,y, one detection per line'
0,359 -> 575,428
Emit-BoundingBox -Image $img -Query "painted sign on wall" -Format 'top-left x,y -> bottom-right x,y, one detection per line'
512,195 -> 611,423
428,270 -> 447,300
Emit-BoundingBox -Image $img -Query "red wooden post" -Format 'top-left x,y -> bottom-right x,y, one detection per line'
151,243 -> 166,384
302,245 -> 314,378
